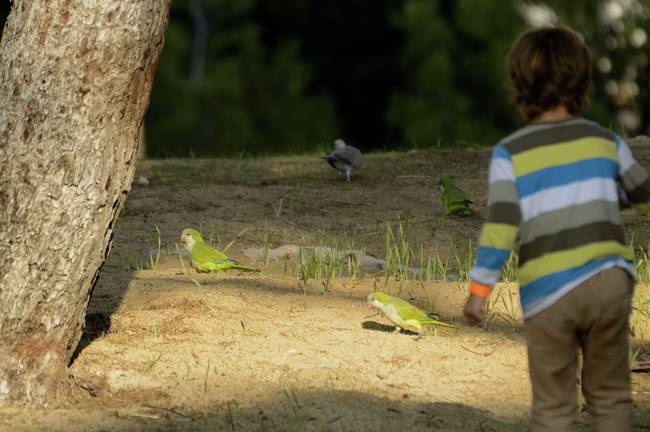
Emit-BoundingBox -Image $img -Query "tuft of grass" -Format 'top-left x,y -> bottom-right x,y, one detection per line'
636,243 -> 650,284
282,388 -> 305,431
500,284 -> 520,323
629,345 -> 642,368
144,352 -> 162,372
629,231 -> 650,284
287,179 -> 303,211
150,324 -> 162,339
383,216 -> 413,287
148,225 -> 162,270
502,250 -> 519,283
482,287 -> 503,330
123,225 -> 163,271
203,358 -> 211,394
176,243 -> 189,272
453,239 -> 474,282
292,245 -> 345,293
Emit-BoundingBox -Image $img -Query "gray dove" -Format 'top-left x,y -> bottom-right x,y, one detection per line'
323,139 -> 362,182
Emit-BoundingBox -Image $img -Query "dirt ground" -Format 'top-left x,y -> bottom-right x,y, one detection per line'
4,141 -> 650,431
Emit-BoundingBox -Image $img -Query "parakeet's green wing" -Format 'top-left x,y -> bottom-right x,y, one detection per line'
388,297 -> 456,328
441,179 -> 474,216
191,242 -> 230,262
190,242 -> 259,272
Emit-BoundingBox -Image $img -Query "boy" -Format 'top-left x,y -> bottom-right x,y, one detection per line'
463,27 -> 650,432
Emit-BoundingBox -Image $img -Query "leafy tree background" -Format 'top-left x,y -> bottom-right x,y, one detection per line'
1,0 -> 648,157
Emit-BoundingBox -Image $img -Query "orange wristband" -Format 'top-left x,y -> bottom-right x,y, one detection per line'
469,281 -> 493,298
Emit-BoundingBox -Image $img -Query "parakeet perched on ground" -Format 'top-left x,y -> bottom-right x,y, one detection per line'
180,228 -> 259,272
439,177 -> 474,216
323,139 -> 363,182
367,291 -> 456,334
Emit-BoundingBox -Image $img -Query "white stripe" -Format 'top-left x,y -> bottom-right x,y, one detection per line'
489,157 -> 516,183
617,137 -> 636,174
469,267 -> 501,285
519,177 -> 618,222
523,259 -> 635,319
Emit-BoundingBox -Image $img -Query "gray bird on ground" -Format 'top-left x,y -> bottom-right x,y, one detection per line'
323,139 -> 362,182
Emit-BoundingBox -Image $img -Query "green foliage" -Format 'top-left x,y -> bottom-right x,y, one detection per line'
139,0 -> 650,157
146,1 -> 337,157
387,0 -> 524,148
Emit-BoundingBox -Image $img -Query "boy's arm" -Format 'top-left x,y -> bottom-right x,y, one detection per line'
464,145 -> 520,323
615,135 -> 650,213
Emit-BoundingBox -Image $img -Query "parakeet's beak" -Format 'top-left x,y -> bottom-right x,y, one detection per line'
179,234 -> 186,244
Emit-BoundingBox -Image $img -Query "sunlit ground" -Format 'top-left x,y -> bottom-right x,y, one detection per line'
3,142 -> 650,431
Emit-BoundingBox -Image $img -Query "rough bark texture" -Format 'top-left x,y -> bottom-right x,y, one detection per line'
0,0 -> 170,404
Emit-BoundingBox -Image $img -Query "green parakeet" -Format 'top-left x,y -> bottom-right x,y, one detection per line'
439,177 -> 474,216
367,291 -> 456,334
180,228 -> 259,272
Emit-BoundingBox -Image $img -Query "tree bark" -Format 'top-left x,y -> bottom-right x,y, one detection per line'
0,0 -> 170,404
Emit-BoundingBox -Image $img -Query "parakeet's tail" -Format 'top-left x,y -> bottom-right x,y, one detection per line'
232,264 -> 261,272
446,202 -> 475,217
419,317 -> 457,328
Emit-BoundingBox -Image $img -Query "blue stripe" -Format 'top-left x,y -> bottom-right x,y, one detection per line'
474,246 -> 511,271
492,145 -> 512,161
517,158 -> 618,198
519,256 -> 631,307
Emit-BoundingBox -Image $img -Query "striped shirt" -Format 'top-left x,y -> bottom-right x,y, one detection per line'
469,117 -> 650,319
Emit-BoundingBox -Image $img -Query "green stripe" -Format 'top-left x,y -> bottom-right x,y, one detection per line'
519,201 -> 621,244
487,202 -> 521,225
519,221 -> 624,265
479,223 -> 519,249
519,241 -> 634,284
503,121 -> 613,155
512,137 -> 617,177
488,180 -> 519,205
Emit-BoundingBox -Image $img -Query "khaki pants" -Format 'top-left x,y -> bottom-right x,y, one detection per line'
524,267 -> 634,432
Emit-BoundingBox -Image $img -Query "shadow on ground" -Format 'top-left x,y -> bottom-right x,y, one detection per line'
8,390 -> 531,432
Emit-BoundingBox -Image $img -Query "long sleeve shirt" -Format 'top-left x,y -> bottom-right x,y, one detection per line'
469,117 -> 650,319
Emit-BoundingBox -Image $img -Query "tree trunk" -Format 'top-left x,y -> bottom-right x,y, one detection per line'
0,0 -> 170,404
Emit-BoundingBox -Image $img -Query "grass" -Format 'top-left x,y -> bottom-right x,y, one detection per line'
291,244 -> 346,293
500,284 -> 520,323
282,388 -> 306,431
502,251 -> 519,283
204,358 -> 211,394
283,214 -> 483,293
123,225 -> 162,271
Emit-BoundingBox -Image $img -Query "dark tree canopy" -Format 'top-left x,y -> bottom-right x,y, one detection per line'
5,1 -> 647,157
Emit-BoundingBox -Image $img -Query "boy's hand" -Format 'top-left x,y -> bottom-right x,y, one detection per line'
463,294 -> 487,325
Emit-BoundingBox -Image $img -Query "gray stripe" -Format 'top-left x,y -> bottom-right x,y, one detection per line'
628,177 -> 650,204
620,163 -> 649,190
499,117 -> 592,146
519,201 -> 622,244
487,202 -> 521,225
503,122 -> 614,155
519,221 -> 624,266
488,180 -> 519,205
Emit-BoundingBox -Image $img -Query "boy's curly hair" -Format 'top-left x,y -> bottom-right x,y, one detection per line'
507,27 -> 591,121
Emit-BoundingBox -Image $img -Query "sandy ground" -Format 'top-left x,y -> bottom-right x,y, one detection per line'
3,141 -> 650,431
